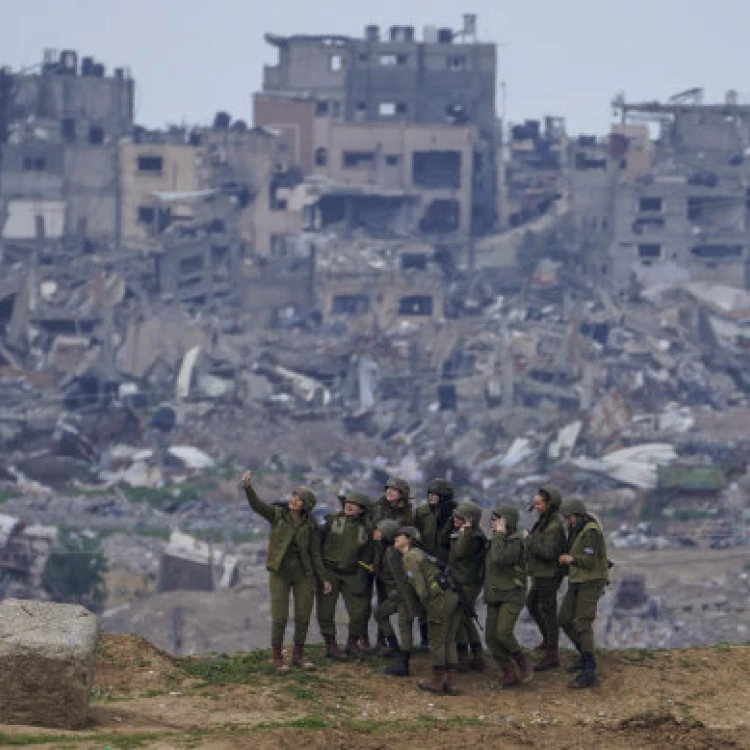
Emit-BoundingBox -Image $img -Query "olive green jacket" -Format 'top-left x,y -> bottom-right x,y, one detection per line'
401,547 -> 455,615
448,526 -> 487,587
415,503 -> 453,562
244,484 -> 326,581
483,531 -> 526,604
375,543 -> 421,617
371,495 -> 415,526
320,512 -> 373,573
525,512 -> 567,579
566,520 -> 609,585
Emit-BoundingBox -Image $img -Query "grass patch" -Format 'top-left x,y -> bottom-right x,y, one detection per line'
256,716 -> 330,731
713,642 -> 732,652
283,684 -> 316,701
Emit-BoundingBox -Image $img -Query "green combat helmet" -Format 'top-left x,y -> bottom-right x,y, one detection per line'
294,486 -> 317,511
427,478 -> 455,501
386,476 -> 412,499
345,491 -> 372,512
491,505 -> 519,531
560,498 -> 587,517
395,525 -> 421,543
454,500 -> 482,525
376,519 -> 400,541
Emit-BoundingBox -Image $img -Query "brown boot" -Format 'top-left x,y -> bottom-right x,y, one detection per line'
534,648 -> 560,672
513,651 -> 534,683
500,659 -> 520,688
456,646 -> 470,673
291,644 -> 315,670
443,665 -> 460,695
469,644 -> 486,672
345,634 -> 363,660
271,645 -> 289,672
324,635 -> 346,661
418,666 -> 445,694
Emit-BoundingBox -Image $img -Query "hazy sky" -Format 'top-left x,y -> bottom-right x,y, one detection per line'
2,0 -> 748,134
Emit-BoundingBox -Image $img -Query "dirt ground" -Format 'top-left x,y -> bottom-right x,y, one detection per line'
1,634 -> 749,749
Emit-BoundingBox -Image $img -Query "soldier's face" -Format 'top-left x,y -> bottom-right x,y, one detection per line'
428,493 -> 439,506
453,514 -> 465,529
394,534 -> 409,553
288,494 -> 304,512
344,502 -> 362,517
533,494 -> 548,514
385,488 -> 401,504
373,529 -> 383,541
564,514 -> 577,528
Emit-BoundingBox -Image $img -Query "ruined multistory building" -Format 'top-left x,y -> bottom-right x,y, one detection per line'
1,49 -> 134,246
253,15 -> 499,240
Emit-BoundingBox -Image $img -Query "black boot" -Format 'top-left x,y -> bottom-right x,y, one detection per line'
380,635 -> 400,659
568,652 -> 597,688
383,650 -> 410,676
415,621 -> 430,653
567,644 -> 583,673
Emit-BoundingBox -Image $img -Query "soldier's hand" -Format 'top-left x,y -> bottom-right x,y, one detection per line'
559,554 -> 573,565
241,470 -> 253,489
322,581 -> 332,595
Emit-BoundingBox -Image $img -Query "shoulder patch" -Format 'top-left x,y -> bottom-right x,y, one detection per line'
583,547 -> 594,555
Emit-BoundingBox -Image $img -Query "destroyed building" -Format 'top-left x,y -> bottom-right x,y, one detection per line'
253,15 -> 499,239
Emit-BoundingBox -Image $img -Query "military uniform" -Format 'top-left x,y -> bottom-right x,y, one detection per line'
525,484 -> 567,670
316,491 -> 374,657
399,528 -> 462,695
448,501 -> 487,671
415,479 -> 456,564
558,498 -> 609,688
484,505 -> 533,688
244,482 -> 325,670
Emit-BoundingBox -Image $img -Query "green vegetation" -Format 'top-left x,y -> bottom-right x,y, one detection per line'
0,489 -> 21,504
42,529 -> 107,612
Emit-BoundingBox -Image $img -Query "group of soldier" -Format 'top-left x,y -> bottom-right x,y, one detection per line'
240,470 -> 609,695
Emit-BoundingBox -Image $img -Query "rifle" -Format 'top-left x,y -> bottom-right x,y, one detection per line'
427,553 -> 484,633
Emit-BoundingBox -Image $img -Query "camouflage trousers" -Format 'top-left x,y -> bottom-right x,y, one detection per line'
316,568 -> 370,639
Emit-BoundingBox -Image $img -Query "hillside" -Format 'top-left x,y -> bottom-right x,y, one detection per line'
1,634 -> 748,749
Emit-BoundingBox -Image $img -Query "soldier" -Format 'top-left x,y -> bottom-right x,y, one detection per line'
414,478 -> 456,650
394,525 -> 462,695
372,519 -> 421,676
317,491 -> 374,660
448,501 -> 487,672
371,477 -> 415,649
524,485 -> 567,671
558,498 -> 609,689
241,471 -> 331,671
484,505 -> 533,688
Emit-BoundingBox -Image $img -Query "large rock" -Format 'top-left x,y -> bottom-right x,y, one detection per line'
0,599 -> 99,729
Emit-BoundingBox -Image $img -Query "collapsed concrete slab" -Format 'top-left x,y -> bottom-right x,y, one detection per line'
0,598 -> 99,729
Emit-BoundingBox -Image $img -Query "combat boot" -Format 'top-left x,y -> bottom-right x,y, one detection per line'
513,651 -> 534,683
418,666 -> 445,694
469,643 -> 486,672
324,635 -> 346,661
383,651 -> 410,677
569,652 -> 597,689
456,645 -> 470,673
500,659 -> 520,688
534,647 -> 560,672
443,665 -> 460,695
271,645 -> 289,672
567,649 -> 584,673
345,634 -> 364,661
379,635 -> 400,658
291,644 -> 315,670
415,621 -> 430,653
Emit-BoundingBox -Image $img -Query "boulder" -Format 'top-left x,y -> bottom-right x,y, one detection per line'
0,599 -> 99,729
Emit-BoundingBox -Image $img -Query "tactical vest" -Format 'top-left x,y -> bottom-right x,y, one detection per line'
568,521 -> 609,584
322,513 -> 371,572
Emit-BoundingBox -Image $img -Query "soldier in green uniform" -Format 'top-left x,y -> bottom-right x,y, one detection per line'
394,526 -> 462,695
317,491 -> 374,660
414,478 -> 456,650
448,501 -> 487,672
558,498 -> 609,689
372,519 -> 421,676
524,485 -> 567,671
241,471 -> 330,671
370,477 -> 415,649
484,505 -> 534,688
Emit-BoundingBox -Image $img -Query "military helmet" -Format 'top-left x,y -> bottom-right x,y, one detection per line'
293,486 -> 317,511
376,519 -> 400,541
454,500 -> 482,525
427,478 -> 455,501
560,497 -> 587,517
395,525 -> 421,543
345,491 -> 372,511
385,476 -> 411,499
492,504 -> 519,529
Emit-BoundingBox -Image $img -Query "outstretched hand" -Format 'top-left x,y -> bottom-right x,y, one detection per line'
241,470 -> 253,489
